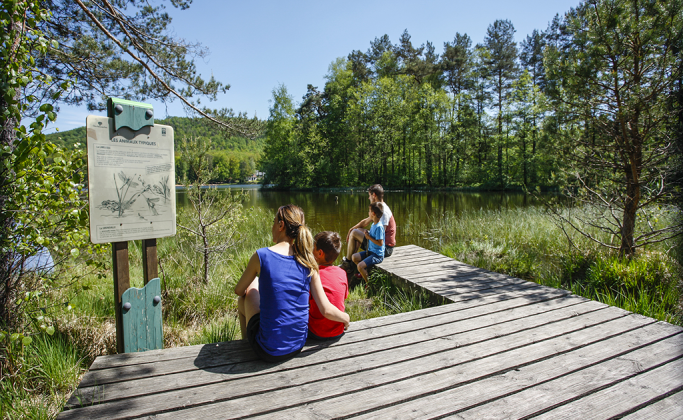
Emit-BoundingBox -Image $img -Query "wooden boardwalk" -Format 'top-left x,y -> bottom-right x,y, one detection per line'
59,245 -> 683,419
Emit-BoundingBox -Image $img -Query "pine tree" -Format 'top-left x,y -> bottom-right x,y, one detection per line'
483,19 -> 519,187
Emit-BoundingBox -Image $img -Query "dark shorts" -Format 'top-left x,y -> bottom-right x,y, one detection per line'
361,237 -> 394,258
359,250 -> 383,268
307,330 -> 344,341
246,313 -> 302,363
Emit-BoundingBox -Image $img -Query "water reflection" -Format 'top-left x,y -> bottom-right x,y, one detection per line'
177,187 -> 553,249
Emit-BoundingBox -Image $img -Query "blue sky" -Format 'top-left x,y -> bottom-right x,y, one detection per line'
48,0 -> 581,133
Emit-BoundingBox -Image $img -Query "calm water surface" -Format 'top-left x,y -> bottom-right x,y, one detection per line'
177,186 -> 547,250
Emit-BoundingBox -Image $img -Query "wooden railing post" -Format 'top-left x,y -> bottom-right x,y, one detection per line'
112,241 -> 130,354
142,238 -> 158,285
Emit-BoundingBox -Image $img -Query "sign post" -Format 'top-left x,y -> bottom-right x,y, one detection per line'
86,98 -> 175,353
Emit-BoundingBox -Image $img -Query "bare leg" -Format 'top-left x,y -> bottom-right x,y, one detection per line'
346,229 -> 365,260
358,261 -> 369,283
352,252 -> 362,263
237,277 -> 260,340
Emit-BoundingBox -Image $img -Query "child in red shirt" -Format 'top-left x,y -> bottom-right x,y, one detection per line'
309,231 -> 349,340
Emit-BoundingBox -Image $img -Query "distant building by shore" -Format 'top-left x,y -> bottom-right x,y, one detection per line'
247,171 -> 264,182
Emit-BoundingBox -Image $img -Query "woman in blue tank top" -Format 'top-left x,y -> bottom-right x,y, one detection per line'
235,204 -> 350,362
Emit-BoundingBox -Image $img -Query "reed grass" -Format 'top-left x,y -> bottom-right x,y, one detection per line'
418,206 -> 682,325
0,333 -> 86,419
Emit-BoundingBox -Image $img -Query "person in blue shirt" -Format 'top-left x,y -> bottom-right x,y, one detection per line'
235,204 -> 350,363
351,202 -> 385,285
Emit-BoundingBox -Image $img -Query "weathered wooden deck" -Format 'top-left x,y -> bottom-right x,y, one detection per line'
59,245 -> 683,419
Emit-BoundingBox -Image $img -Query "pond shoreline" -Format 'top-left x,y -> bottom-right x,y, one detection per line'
178,183 -> 562,193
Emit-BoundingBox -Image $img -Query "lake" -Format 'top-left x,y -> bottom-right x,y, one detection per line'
177,185 -> 549,249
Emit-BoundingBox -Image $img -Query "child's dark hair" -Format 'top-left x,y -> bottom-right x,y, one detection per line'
367,184 -> 384,201
370,202 -> 384,219
314,231 -> 342,264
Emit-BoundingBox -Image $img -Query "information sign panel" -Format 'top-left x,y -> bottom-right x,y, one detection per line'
86,115 -> 176,244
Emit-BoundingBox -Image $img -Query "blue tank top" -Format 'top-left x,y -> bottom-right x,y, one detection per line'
256,247 -> 311,356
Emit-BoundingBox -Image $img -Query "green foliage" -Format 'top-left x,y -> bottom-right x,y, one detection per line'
188,315 -> 240,345
260,29 -> 559,189
346,271 -> 438,321
44,127 -> 86,150
1,0 -> 107,344
33,1 -> 230,114
543,0 -> 683,254
430,206 -> 681,325
260,84 -> 297,187
0,332 -> 85,419
586,253 -> 677,297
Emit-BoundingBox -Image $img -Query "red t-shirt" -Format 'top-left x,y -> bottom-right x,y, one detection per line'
386,215 -> 396,247
308,265 -> 348,338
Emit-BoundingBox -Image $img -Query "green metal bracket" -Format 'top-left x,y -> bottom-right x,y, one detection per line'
121,278 -> 164,353
106,97 -> 154,131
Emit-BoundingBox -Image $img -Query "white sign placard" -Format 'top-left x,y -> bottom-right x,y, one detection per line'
86,115 -> 176,244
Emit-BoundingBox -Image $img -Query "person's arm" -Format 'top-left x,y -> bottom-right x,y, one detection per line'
310,272 -> 350,330
364,229 -> 384,246
234,252 -> 260,296
347,217 -> 372,241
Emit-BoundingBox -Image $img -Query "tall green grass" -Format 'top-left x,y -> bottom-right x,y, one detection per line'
345,271 -> 438,321
1,333 -> 85,419
420,206 -> 681,325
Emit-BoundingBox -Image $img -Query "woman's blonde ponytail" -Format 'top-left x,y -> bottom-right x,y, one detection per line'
277,204 -> 318,274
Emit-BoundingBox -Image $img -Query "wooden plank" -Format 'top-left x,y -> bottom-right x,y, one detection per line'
86,284 -> 570,372
63,298 -> 602,414
380,246 -> 444,259
63,302 -> 625,419
380,245 -> 426,259
385,265 -> 502,282
351,286 -> 572,331
355,323 -> 683,419
72,292 -> 585,393
385,244 -> 424,253
386,261 -> 479,276
620,389 -> 683,420
378,254 -> 456,268
408,272 -> 528,290
433,281 -> 540,303
532,355 -> 683,420
139,311 -> 650,420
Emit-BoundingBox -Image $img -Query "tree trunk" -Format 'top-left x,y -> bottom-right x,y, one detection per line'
202,224 -> 210,283
0,19 -> 22,324
620,180 -> 639,256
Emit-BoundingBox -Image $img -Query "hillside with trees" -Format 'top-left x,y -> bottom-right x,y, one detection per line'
47,116 -> 265,183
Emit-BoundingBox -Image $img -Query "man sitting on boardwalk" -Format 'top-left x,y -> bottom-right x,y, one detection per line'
340,184 -> 396,274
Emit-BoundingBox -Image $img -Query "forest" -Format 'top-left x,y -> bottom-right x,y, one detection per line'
47,116 -> 266,184
260,8 -> 682,196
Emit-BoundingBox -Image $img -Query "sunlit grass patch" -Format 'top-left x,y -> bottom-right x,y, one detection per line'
427,205 -> 682,325
345,270 -> 440,322
189,315 -> 241,345
0,332 -> 86,420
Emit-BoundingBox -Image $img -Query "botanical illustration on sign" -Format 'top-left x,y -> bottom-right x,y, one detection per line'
98,171 -> 170,220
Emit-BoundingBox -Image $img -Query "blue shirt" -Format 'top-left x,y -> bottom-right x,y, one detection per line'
256,247 -> 311,356
367,222 -> 385,256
